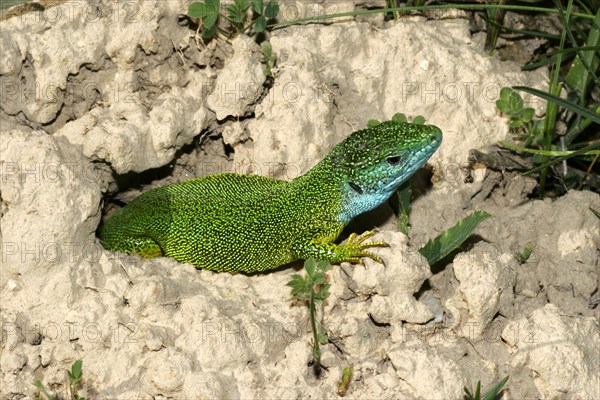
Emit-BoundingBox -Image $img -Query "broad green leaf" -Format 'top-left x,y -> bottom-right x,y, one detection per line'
287,274 -> 304,288
205,0 -> 220,10
189,0 -> 220,18
238,0 -> 250,13
201,23 -> 218,38
286,274 -> 303,288
226,5 -> 240,23
419,211 -> 492,266
312,273 -> 324,285
508,118 -> 524,129
521,107 -> 534,122
392,113 -> 408,123
317,331 -> 329,344
314,284 -> 330,301
71,359 -> 83,379
227,0 -> 249,24
188,2 -> 211,18
252,0 -> 264,14
412,115 -> 426,125
264,0 -> 279,19
287,275 -> 308,298
367,119 -> 381,127
496,87 -> 523,115
254,15 -> 266,32
304,258 -> 316,278
315,259 -> 329,273
204,12 -> 218,29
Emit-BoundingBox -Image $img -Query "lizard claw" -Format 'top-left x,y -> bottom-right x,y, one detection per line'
339,230 -> 389,265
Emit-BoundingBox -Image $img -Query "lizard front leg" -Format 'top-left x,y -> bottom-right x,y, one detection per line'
292,230 -> 389,265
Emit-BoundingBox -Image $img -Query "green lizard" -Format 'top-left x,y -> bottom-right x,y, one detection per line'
99,120 -> 442,273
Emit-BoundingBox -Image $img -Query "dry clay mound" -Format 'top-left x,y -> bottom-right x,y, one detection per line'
1,1 -> 598,399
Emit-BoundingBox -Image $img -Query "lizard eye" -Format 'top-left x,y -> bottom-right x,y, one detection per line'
386,156 -> 403,165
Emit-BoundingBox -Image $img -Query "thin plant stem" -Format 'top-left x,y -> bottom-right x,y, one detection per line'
309,287 -> 321,376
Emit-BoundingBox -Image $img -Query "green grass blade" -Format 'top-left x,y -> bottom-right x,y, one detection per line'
269,4 -> 594,29
485,17 -> 561,41
591,208 -> 600,219
483,1 -> 505,54
522,46 -> 600,70
419,211 -> 492,266
538,0 -> 571,197
498,141 -> 600,156
0,0 -> 32,10
564,8 -> 600,90
33,379 -> 55,400
396,181 -> 412,236
573,0 -> 593,15
519,141 -> 600,175
513,86 -> 600,124
464,385 -> 474,400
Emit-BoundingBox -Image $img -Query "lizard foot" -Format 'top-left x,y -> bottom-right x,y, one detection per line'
338,230 -> 389,265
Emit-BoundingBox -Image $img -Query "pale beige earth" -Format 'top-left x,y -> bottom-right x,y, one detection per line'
1,1 -> 598,399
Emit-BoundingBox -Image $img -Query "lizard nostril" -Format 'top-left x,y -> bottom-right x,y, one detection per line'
430,135 -> 438,142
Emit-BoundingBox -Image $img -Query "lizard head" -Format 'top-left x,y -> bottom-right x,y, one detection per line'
329,121 -> 442,223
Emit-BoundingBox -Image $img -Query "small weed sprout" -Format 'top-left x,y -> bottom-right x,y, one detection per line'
337,364 -> 354,397
34,359 -> 86,400
367,112 -> 426,128
514,242 -> 534,264
496,87 -> 544,146
188,0 -> 279,39
261,42 -> 277,77
464,376 -> 509,400
287,258 -> 330,376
